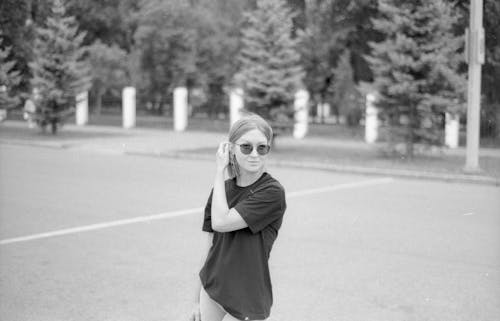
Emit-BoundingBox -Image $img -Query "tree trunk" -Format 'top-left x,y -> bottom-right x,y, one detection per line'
406,124 -> 414,159
496,105 -> 500,138
51,120 -> 58,135
94,88 -> 104,115
319,92 -> 326,124
406,103 -> 416,159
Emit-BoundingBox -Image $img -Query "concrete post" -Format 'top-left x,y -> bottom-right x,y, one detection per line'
76,91 -> 88,126
323,103 -> 331,118
464,0 -> 484,172
230,88 -> 244,126
293,89 -> 309,139
445,113 -> 460,149
365,93 -> 379,144
122,86 -> 136,129
174,87 -> 188,132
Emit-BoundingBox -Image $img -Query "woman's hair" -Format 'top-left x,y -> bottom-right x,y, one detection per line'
227,112 -> 273,178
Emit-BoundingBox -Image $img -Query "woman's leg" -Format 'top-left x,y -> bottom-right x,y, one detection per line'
199,287 -> 226,321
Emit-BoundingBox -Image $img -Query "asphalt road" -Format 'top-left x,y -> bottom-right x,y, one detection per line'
0,144 -> 499,321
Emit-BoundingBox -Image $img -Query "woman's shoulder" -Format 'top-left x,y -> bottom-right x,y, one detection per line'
259,173 -> 285,194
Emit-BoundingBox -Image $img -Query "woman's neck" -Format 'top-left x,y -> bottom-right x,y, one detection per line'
236,169 -> 265,187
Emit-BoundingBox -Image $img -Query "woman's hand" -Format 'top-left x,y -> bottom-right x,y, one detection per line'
215,142 -> 230,172
189,303 -> 201,321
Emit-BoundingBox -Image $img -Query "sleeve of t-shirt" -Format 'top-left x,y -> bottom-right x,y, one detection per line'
234,184 -> 286,234
202,188 -> 214,232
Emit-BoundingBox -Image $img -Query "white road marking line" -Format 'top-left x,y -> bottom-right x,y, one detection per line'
0,177 -> 394,245
0,208 -> 203,245
463,212 -> 475,216
287,177 -> 394,198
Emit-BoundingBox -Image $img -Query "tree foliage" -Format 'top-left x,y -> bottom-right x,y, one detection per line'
132,0 -> 198,113
367,0 -> 466,156
66,0 -> 138,50
87,40 -> 129,114
482,0 -> 500,137
190,0 -> 245,118
298,0 -> 378,119
0,0 -> 499,141
0,0 -> 35,93
235,0 -> 304,120
29,0 -> 91,133
0,39 -> 22,109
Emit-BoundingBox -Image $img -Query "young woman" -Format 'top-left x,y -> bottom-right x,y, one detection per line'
190,113 -> 287,321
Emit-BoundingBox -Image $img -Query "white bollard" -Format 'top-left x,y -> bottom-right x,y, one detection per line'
365,93 -> 379,143
230,88 -> 244,126
323,103 -> 331,118
122,86 -> 136,129
293,89 -> 309,139
445,112 -> 459,148
76,91 -> 88,126
174,87 -> 188,132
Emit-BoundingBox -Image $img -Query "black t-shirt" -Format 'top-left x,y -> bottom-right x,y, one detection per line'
199,172 -> 287,320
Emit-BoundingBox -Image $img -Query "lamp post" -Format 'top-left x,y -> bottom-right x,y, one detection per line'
464,0 -> 484,172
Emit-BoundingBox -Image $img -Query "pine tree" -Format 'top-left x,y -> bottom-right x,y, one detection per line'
234,0 -> 304,120
29,0 -> 91,134
0,39 -> 22,110
367,0 -> 466,157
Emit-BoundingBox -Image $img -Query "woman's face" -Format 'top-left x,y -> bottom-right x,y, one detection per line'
232,129 -> 269,174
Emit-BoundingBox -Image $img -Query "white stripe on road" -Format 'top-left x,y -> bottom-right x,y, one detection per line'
0,177 -> 394,245
0,208 -> 203,245
287,177 -> 394,198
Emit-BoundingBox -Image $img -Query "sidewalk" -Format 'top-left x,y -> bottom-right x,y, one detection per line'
1,120 -> 499,186
0,120 -> 226,155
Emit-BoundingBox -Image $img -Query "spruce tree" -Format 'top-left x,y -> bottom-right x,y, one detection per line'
0,39 -> 22,111
29,0 -> 91,134
483,0 -> 500,138
234,0 -> 304,120
367,0 -> 466,157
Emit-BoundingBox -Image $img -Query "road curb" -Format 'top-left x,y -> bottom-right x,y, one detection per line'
126,150 -> 500,187
2,138 -> 498,186
0,139 -> 70,149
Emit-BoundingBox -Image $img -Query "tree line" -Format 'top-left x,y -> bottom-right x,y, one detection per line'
0,0 -> 499,151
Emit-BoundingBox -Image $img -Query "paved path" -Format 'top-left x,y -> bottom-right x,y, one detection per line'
0,144 -> 499,321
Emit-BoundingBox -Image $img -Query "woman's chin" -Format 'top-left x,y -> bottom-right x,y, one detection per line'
241,163 -> 263,173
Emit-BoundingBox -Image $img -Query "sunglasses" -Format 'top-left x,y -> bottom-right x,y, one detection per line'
233,143 -> 271,155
